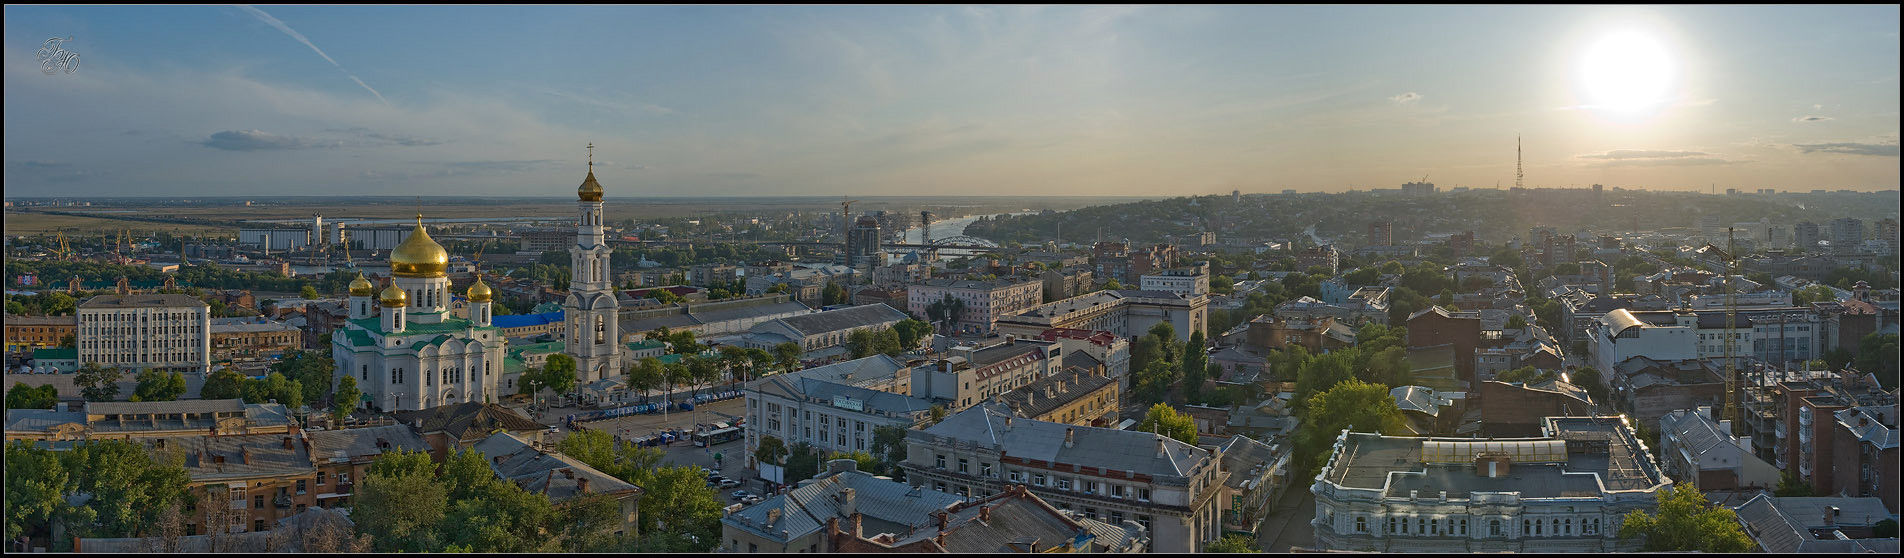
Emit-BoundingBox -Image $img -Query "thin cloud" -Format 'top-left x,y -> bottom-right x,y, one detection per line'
541,89 -> 676,116
202,129 -> 342,151
1793,141 -> 1900,157
1389,92 -> 1422,105
1792,115 -> 1833,123
235,5 -> 389,105
1576,149 -> 1738,167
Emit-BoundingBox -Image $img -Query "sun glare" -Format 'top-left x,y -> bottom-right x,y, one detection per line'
1576,31 -> 1677,119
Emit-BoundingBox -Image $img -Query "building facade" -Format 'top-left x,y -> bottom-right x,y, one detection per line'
4,315 -> 75,355
75,294 -> 211,374
566,155 -> 623,383
907,278 -> 1044,335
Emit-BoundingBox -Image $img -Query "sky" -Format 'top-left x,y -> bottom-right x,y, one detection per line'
3,5 -> 1898,198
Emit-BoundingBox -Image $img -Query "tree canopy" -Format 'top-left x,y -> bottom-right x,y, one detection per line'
1618,484 -> 1754,553
1136,403 -> 1200,445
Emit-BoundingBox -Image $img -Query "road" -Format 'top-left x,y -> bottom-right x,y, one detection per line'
1256,484 -> 1317,552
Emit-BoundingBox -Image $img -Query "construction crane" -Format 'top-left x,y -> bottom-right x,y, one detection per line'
52,230 -> 73,260
1699,228 -> 1742,429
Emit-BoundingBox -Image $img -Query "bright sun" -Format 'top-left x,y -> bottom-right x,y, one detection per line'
1576,31 -> 1676,118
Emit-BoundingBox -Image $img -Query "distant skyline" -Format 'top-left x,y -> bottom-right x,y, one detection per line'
4,5 -> 1898,197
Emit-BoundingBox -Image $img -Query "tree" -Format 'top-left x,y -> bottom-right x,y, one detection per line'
1207,534 -> 1262,553
626,358 -> 666,401
301,285 -> 319,299
53,439 -> 191,540
627,465 -> 724,550
1103,278 -> 1122,290
542,353 -> 579,398
1296,379 -> 1405,474
1293,351 -> 1355,403
1506,313 -> 1528,330
559,491 -> 626,552
5,440 -> 72,542
1855,333 -> 1900,390
355,450 -> 448,552
1570,366 -> 1609,404
130,369 -> 187,402
332,375 -> 361,425
5,383 -> 59,410
270,350 -> 336,408
893,318 -> 931,350
201,368 -> 246,400
1496,366 -> 1555,384
1136,403 -> 1200,445
785,442 -> 821,483
870,426 -> 910,476
925,294 -> 966,334
1792,284 -> 1837,306
1774,471 -> 1814,497
844,328 -> 878,359
822,281 -> 847,306
1618,484 -> 1753,553
927,404 -> 948,426
754,435 -> 789,468
773,342 -> 803,372
243,372 -> 305,410
58,332 -> 76,349
74,362 -> 123,402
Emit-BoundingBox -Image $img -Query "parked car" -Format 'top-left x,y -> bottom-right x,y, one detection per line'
740,495 -> 763,504
730,490 -> 754,501
548,426 -> 560,434
718,479 -> 742,489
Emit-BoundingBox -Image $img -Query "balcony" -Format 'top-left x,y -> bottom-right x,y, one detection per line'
274,495 -> 293,509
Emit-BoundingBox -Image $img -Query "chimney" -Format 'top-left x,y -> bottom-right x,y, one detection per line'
840,487 -> 858,518
1004,416 -> 1013,431
1825,506 -> 1839,526
980,505 -> 992,523
563,468 -> 575,480
493,454 -> 507,465
577,477 -> 590,493
1006,334 -> 1016,345
935,531 -> 947,548
853,512 -> 865,538
767,508 -> 781,525
1064,428 -> 1075,448
827,516 -> 840,536
938,510 -> 949,531
1156,436 -> 1167,458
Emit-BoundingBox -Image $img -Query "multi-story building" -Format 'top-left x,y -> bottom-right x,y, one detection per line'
1587,309 -> 1754,375
1828,218 -> 1865,251
820,483 -> 1151,553
686,263 -> 742,287
1034,328 -> 1131,387
209,317 -> 303,361
902,405 -> 1230,553
4,314 -> 75,354
1608,357 -> 1728,431
994,366 -> 1120,427
1406,306 -> 1482,384
742,364 -> 938,470
1657,406 -> 1779,490
1731,494 -> 1899,552
4,399 -> 292,442
1093,242 -> 1178,285
76,293 -> 211,374
392,401 -> 547,461
996,290 -> 1208,343
907,278 -> 1044,335
1293,245 -> 1340,276
1877,218 -> 1900,256
1245,315 -> 1355,354
911,338 -> 1065,410
1310,417 -> 1671,552
517,228 -> 578,253
1042,265 -> 1095,302
1775,372 -> 1898,510
842,215 -> 885,270
1367,222 -> 1394,246
1139,265 -> 1211,297
1273,296 -> 1390,327
619,294 -> 812,341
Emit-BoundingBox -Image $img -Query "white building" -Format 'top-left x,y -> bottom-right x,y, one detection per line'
1311,417 -> 1670,552
565,151 -> 623,384
906,278 -> 1044,335
76,294 -> 212,374
1588,308 -> 1753,375
1140,266 -> 1211,297
331,218 -> 507,413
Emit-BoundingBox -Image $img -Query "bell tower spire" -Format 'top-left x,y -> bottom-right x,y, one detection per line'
566,143 -> 619,384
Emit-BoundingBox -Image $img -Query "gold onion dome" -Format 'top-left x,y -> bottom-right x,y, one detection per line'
578,143 -> 603,202
389,215 -> 448,278
466,275 -> 492,303
348,273 -> 375,297
379,283 -> 408,308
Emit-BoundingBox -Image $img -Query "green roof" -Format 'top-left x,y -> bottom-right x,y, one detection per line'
503,355 -> 528,375
625,339 -> 665,351
32,348 -> 77,361
343,328 -> 375,348
348,315 -> 496,336
509,341 -> 564,357
411,334 -> 456,351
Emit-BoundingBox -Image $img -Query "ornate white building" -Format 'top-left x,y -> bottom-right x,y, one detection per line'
565,145 -> 622,384
331,217 -> 506,413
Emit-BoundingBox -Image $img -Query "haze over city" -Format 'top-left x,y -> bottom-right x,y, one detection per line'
4,4 -> 1899,198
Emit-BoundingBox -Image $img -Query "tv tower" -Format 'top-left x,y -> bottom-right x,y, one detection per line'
1516,135 -> 1524,190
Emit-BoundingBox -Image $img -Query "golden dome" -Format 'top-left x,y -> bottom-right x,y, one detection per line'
379,283 -> 408,307
390,215 -> 448,278
349,273 -> 375,297
466,275 -> 492,303
578,143 -> 603,202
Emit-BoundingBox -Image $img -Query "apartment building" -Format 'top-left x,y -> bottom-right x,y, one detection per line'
902,405 -> 1229,553
994,366 -> 1120,427
1311,417 -> 1670,552
1657,407 -> 1779,490
75,293 -> 212,374
907,278 -> 1044,335
996,290 -> 1208,343
1588,309 -> 1755,375
911,337 -> 1064,411
722,459 -> 966,553
4,314 -> 76,354
473,432 -> 644,536
742,369 -> 938,470
741,303 -> 908,357
4,399 -> 292,442
209,317 -> 303,361
1140,265 -> 1211,297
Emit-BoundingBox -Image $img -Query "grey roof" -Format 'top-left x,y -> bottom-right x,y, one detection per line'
968,340 -> 1049,367
1733,493 -> 1899,553
996,368 -> 1115,420
1659,409 -> 1741,465
77,293 -> 209,309
622,300 -> 813,332
86,399 -> 246,415
752,375 -> 935,420
307,424 -> 432,464
897,489 -> 1092,553
916,277 -> 1039,291
5,409 -> 85,432
77,506 -> 355,553
1389,386 -> 1453,417
918,404 -> 1211,478
393,402 -> 544,443
1217,434 -> 1280,491
472,432 -> 639,503
208,319 -> 299,333
771,354 -> 909,387
770,303 -> 906,337
169,433 -> 316,481
723,468 -> 963,543
1008,291 -> 1124,319
1321,417 -> 1668,499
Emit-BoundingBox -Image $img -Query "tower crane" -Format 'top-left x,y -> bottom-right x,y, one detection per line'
1699,228 -> 1742,429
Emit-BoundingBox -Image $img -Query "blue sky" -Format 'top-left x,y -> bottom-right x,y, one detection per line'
4,5 -> 1898,197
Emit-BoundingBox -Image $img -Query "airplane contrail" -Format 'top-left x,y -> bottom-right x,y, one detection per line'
235,5 -> 390,105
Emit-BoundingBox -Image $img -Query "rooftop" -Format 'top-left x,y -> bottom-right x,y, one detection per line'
77,293 -> 208,309
392,402 -> 544,443
472,432 -> 640,503
1319,416 -> 1667,500
996,367 -> 1116,420
916,404 -> 1211,479
724,464 -> 963,543
771,303 -> 906,337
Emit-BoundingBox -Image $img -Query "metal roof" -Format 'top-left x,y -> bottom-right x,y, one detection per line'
918,404 -> 1210,478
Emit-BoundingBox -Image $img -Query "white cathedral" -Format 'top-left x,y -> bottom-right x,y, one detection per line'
333,148 -> 626,412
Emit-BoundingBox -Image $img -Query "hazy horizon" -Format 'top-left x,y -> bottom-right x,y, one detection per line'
6,5 -> 1899,197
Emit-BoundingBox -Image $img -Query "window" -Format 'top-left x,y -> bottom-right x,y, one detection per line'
1138,488 -> 1150,502
981,462 -> 993,477
1551,518 -> 1559,536
1584,518 -> 1599,535
1086,507 -> 1098,519
1111,484 -> 1125,498
1109,511 -> 1123,524
1137,515 -> 1152,531
1032,473 -> 1046,486
1057,478 -> 1072,490
1460,517 -> 1468,536
934,481 -> 947,492
296,480 -> 307,494
316,472 -> 326,486
1389,517 -> 1398,534
254,495 -> 264,509
1356,516 -> 1368,533
958,458 -> 969,473
1009,470 -> 1024,483
936,455 -> 946,469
